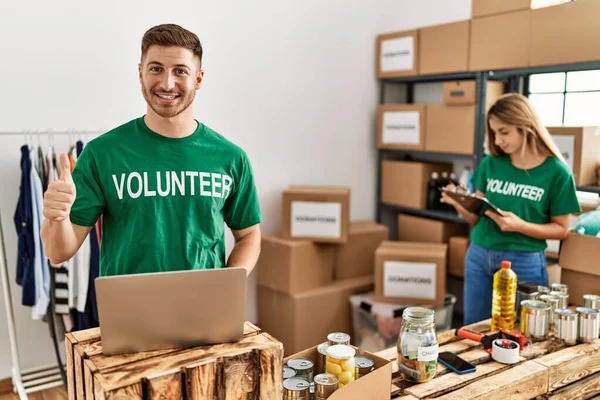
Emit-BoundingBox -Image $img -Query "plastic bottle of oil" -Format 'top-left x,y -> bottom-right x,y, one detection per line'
491,260 -> 518,331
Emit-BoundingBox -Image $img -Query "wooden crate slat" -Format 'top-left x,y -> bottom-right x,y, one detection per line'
185,361 -> 216,400
104,383 -> 143,400
545,371 -> 600,400
84,359 -> 97,400
434,360 -> 548,400
534,341 -> 600,391
70,327 -> 101,343
522,337 -> 567,360
66,333 -> 77,400
217,351 -> 260,399
75,345 -> 86,400
259,338 -> 283,400
144,368 -> 184,400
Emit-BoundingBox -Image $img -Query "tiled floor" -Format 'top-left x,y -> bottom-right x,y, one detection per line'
0,386 -> 67,400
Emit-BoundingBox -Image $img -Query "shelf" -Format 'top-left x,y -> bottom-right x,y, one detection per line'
487,60 -> 600,78
577,185 -> 600,195
382,71 -> 479,84
381,202 -> 468,224
379,148 -> 475,159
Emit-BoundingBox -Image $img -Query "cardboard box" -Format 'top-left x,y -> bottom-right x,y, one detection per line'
376,29 -> 419,78
282,185 -> 350,243
530,0 -> 600,66
442,80 -> 505,106
558,232 -> 600,277
547,263 -> 562,286
425,104 -> 475,155
334,220 -> 389,280
560,269 -> 600,306
375,241 -> 447,306
548,127 -> 600,186
419,20 -> 470,75
448,236 -> 469,278
284,346 -> 392,400
469,10 -> 531,71
377,104 -> 426,150
258,235 -> 334,294
258,276 -> 374,355
472,0 -> 531,18
381,160 -> 452,209
397,214 -> 469,244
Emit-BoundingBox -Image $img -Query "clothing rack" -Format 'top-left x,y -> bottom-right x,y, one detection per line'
0,129 -> 105,398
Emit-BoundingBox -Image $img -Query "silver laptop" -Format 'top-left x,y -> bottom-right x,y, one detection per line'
95,267 -> 247,355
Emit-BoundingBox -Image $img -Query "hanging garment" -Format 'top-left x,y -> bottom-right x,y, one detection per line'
14,145 -> 36,306
75,224 -> 100,330
30,149 -> 50,320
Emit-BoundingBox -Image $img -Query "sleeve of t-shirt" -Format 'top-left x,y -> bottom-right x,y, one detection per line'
549,161 -> 581,217
472,155 -> 489,193
223,152 -> 262,230
70,145 -> 105,227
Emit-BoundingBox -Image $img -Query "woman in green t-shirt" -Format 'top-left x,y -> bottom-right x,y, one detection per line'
442,93 -> 580,325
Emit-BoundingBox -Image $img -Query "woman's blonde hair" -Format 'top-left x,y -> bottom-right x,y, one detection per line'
486,93 -> 566,163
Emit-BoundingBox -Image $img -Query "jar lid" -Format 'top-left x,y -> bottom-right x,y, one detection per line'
287,358 -> 314,371
402,307 -> 435,321
283,378 -> 310,395
326,344 -> 356,359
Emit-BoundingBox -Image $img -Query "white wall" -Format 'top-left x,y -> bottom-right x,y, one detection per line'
0,0 -> 471,381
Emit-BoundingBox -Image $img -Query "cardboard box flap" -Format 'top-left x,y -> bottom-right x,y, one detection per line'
350,220 -> 388,234
262,235 -> 311,247
295,275 -> 374,299
284,346 -> 392,400
376,241 -> 447,257
286,185 -> 350,196
558,233 -> 600,276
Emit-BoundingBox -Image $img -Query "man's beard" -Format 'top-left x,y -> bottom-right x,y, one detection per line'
142,84 -> 195,118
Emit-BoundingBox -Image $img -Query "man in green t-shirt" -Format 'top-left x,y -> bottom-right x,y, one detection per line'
40,24 -> 262,277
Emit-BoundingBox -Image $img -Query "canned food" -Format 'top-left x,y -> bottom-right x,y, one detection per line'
325,345 -> 356,388
327,332 -> 351,346
317,342 -> 330,375
287,358 -> 314,383
538,294 -> 560,329
283,377 -> 311,400
313,373 -> 339,399
583,294 -> 600,311
555,309 -> 578,346
537,286 -> 551,296
283,366 -> 296,380
549,291 -> 569,309
355,356 -> 375,379
551,283 -> 568,294
576,307 -> 600,344
521,300 -> 551,341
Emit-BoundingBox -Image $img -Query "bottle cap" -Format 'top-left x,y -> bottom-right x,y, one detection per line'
501,261 -> 512,269
326,345 -> 355,360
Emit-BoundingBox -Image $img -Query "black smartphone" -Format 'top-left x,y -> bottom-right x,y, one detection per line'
437,351 -> 476,374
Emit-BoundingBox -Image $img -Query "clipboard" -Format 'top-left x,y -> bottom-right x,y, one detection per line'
440,188 -> 503,216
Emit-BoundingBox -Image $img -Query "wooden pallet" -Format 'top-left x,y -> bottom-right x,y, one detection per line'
65,321 -> 283,399
376,319 -> 600,400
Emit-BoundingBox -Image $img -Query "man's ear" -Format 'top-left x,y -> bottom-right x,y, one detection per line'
196,69 -> 204,90
138,63 -> 143,84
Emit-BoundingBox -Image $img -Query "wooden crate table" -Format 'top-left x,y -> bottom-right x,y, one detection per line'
65,321 -> 283,399
376,319 -> 600,400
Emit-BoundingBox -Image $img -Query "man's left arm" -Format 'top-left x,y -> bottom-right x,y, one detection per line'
227,223 -> 261,276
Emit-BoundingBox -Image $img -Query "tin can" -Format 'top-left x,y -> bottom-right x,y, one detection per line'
537,286 -> 551,296
551,283 -> 568,294
517,283 -> 539,323
283,367 -> 296,380
583,294 -> 600,311
576,307 -> 600,344
287,358 -> 314,383
549,291 -> 569,309
313,373 -> 339,399
555,309 -> 578,346
355,356 -> 375,379
521,300 -> 551,341
283,378 -> 311,400
538,294 -> 560,329
327,332 -> 351,346
317,342 -> 330,375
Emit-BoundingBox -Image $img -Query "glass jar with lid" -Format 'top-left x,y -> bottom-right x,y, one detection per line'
397,307 -> 438,383
325,345 -> 356,388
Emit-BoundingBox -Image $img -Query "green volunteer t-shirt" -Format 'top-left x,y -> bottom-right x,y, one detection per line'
70,116 -> 262,277
470,155 -> 580,252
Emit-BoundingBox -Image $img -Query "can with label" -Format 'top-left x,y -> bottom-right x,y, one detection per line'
584,294 -> 600,311
327,332 -> 351,346
283,366 -> 296,380
551,283 -> 568,294
313,373 -> 339,399
555,309 -> 578,346
576,307 -> 600,343
317,342 -> 330,375
538,294 -> 560,329
283,377 -> 311,400
521,300 -> 551,341
287,358 -> 314,383
355,356 -> 375,379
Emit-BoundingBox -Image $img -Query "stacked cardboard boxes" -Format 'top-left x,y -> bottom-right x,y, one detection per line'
558,233 -> 600,306
257,185 -> 389,355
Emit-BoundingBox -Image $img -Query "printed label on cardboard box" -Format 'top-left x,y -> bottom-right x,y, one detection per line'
551,135 -> 575,172
383,261 -> 436,300
382,111 -> 420,145
291,201 -> 342,238
380,36 -> 414,72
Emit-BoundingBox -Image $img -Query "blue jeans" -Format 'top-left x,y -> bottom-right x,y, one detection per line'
463,243 -> 548,325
